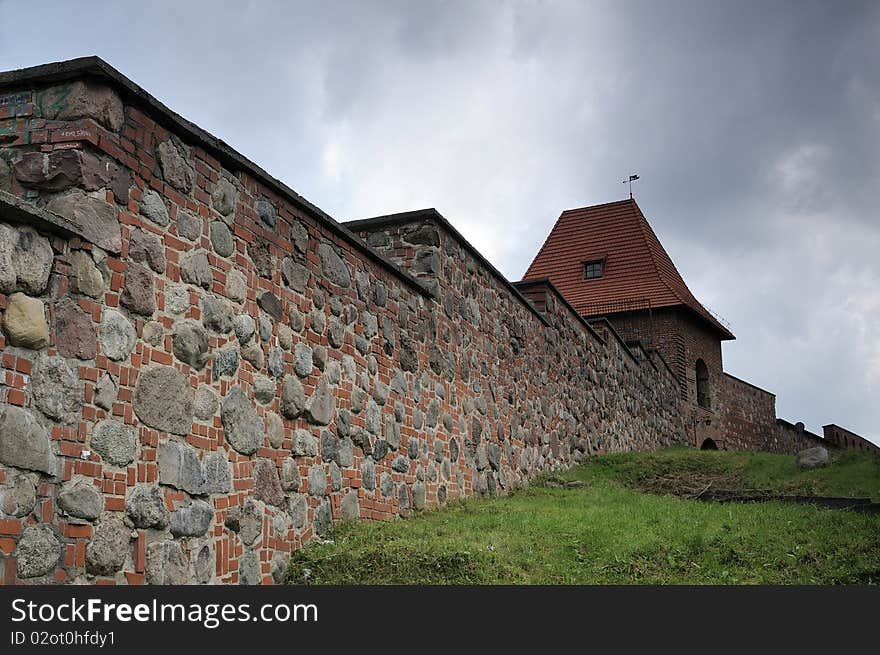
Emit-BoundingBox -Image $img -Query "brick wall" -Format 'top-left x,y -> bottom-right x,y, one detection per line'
720,373 -> 779,451
718,374 -> 834,454
822,424 -> 879,456
0,61 -> 686,585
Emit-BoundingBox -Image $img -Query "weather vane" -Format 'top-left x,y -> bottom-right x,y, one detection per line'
622,173 -> 640,199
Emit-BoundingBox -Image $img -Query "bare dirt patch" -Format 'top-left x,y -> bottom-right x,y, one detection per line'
632,470 -> 746,499
628,469 -> 880,512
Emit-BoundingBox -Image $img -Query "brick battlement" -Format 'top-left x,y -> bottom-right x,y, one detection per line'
0,58 -> 685,585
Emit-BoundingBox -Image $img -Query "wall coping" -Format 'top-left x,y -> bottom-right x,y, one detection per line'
0,56 -> 434,298
626,340 -> 661,372
776,417 -> 825,443
516,276 -> 680,380
344,206 -> 685,382
822,423 -> 865,438
649,348 -> 678,380
513,277 -> 604,343
723,372 -> 776,397
626,339 -> 651,360
822,423 -> 877,448
345,208 -> 551,327
587,317 -> 642,366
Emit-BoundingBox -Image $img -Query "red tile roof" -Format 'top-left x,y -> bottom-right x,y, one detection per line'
523,198 -> 734,340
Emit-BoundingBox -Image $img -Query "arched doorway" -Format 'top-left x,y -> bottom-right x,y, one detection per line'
696,359 -> 710,408
700,438 -> 718,450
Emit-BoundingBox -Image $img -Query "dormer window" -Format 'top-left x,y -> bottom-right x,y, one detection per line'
584,259 -> 604,280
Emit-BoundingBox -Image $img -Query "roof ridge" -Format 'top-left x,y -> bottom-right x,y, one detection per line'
560,198 -> 635,214
630,201 -> 732,337
629,200 -> 689,308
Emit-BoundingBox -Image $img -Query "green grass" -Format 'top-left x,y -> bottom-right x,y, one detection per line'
288,448 -> 880,585
599,446 -> 880,500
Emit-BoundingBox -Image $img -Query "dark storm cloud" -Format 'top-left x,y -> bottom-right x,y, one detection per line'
609,1 -> 880,237
1,0 -> 877,442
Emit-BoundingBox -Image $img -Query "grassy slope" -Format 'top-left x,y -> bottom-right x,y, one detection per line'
288,448 -> 880,585
600,447 -> 880,500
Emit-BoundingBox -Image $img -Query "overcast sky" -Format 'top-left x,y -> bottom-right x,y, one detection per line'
2,1 -> 878,444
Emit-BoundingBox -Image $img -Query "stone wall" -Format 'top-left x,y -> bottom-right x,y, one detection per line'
348,214 -> 685,458
0,59 -> 685,586
821,424 -> 879,456
576,305 -> 726,449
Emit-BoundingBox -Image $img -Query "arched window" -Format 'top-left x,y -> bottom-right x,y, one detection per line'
696,359 -> 710,408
